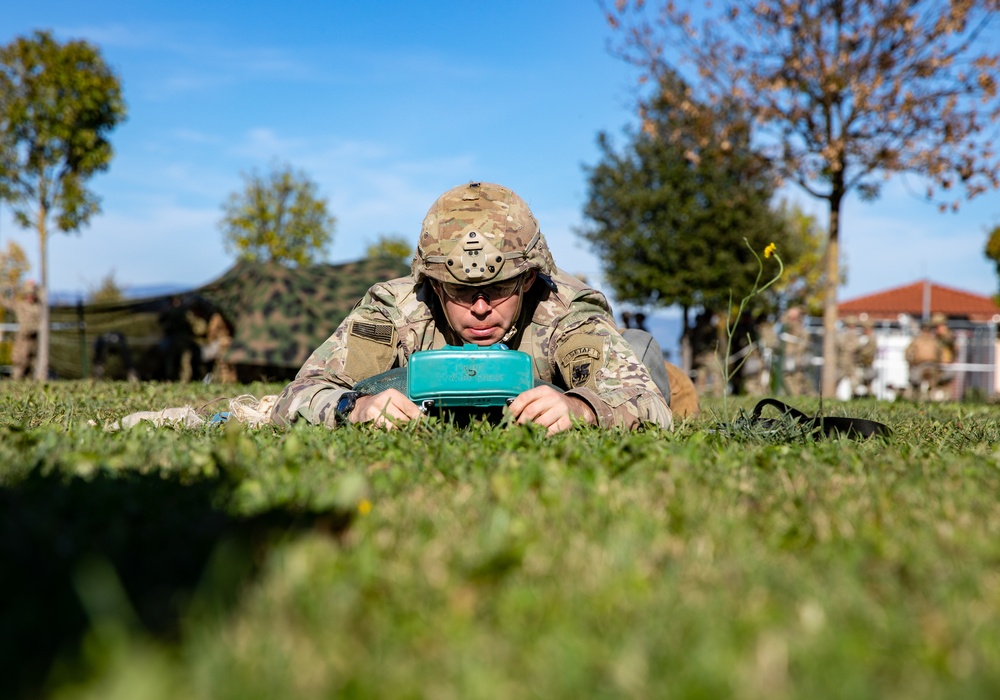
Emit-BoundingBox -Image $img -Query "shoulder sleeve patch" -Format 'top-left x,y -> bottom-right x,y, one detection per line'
344,320 -> 398,383
350,320 -> 395,345
557,333 -> 604,390
558,336 -> 601,367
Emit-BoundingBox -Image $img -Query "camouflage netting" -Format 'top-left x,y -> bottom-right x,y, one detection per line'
47,257 -> 411,382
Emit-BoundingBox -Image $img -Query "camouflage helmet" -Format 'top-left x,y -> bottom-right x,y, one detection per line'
411,181 -> 556,286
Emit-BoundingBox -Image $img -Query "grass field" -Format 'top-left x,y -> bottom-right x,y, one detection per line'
2,381 -> 999,699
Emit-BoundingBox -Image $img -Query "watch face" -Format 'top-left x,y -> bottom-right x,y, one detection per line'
337,392 -> 358,416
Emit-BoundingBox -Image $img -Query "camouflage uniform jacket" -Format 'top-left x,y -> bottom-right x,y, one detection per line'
906,331 -> 940,365
271,269 -> 672,430
8,295 -> 41,339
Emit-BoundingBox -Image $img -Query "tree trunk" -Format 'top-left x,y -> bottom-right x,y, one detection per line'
34,203 -> 49,382
821,192 -> 843,398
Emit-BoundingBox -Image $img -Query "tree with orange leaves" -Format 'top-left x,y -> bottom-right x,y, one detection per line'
605,0 -> 1000,396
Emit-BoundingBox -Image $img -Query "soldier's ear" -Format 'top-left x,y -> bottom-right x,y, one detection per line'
523,270 -> 537,290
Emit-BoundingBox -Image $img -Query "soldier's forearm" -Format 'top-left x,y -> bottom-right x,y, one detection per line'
271,378 -> 352,428
568,386 -> 672,431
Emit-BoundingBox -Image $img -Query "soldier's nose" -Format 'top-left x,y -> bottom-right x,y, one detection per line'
469,295 -> 492,314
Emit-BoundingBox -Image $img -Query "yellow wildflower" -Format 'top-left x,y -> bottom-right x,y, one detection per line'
764,242 -> 777,259
358,499 -> 372,516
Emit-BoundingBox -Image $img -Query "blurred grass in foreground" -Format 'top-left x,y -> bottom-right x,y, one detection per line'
1,381 -> 999,699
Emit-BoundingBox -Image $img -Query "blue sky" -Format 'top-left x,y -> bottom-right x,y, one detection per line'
2,0 -> 999,314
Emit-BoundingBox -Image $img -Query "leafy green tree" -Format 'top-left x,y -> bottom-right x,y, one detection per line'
366,234 -> 412,264
88,269 -> 125,304
0,240 -> 30,296
0,30 -> 126,380
220,163 -> 335,267
579,71 -> 792,362
608,0 -> 1000,395
0,241 -> 30,356
985,225 -> 1000,300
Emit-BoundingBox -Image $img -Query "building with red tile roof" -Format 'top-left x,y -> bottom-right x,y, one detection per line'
839,279 -> 1000,323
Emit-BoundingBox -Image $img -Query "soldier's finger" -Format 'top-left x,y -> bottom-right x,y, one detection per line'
394,396 -> 424,421
515,395 -> 566,429
546,415 -> 574,436
373,396 -> 420,427
354,396 -> 394,425
511,395 -> 545,424
509,385 -> 557,417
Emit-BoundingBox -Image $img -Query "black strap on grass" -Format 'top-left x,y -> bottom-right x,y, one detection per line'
751,398 -> 891,440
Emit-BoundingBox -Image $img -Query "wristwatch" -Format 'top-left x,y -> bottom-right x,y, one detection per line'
335,391 -> 361,422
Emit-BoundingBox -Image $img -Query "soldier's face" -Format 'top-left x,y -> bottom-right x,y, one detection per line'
434,271 -> 536,345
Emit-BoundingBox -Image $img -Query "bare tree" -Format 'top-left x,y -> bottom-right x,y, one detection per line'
606,0 -> 1000,395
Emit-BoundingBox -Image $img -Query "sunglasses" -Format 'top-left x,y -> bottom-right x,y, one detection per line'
437,275 -> 526,308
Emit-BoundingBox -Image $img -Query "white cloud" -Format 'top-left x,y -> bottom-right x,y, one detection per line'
169,128 -> 223,145
50,23 -> 162,49
228,128 -> 309,160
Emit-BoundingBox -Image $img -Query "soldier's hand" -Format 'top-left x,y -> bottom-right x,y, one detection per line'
508,385 -> 597,436
350,389 -> 422,429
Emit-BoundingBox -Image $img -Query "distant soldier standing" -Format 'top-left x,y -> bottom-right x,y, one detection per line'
905,319 -> 943,400
836,316 -> 862,398
692,309 -> 725,397
855,319 -> 877,396
2,281 -> 41,380
157,295 -> 201,382
205,311 -> 237,383
931,312 -> 956,398
780,306 -> 814,396
745,314 -> 778,396
932,313 -> 956,363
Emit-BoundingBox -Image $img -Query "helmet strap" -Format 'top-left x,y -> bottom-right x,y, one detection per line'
501,276 -> 537,344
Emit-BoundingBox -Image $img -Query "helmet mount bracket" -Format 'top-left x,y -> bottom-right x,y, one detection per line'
444,230 -> 505,283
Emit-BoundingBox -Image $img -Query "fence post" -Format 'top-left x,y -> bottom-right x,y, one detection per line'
77,300 -> 89,379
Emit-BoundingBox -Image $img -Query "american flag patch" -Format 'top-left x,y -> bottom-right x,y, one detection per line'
350,320 -> 394,345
